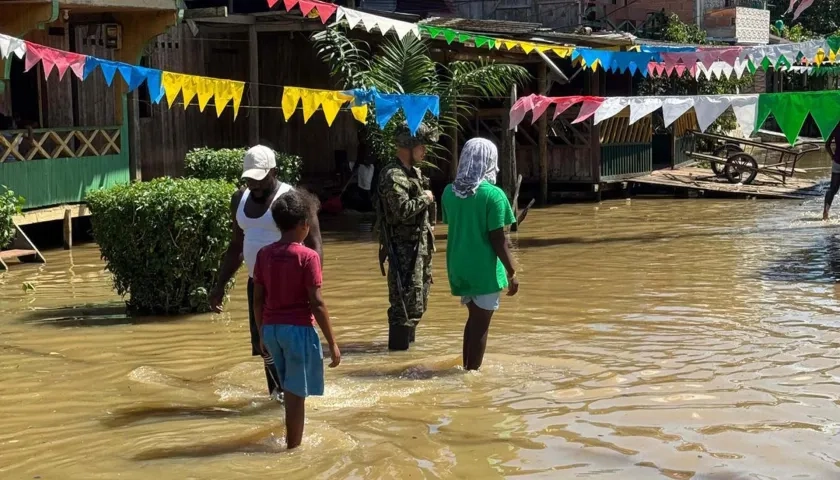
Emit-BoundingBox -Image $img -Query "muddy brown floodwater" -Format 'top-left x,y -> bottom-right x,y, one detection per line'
4,165 -> 840,479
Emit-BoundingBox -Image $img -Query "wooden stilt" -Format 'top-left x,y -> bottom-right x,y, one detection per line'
63,208 -> 72,250
248,24 -> 260,146
537,63 -> 548,206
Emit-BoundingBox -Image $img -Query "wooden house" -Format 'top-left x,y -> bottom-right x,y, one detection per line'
0,0 -> 177,227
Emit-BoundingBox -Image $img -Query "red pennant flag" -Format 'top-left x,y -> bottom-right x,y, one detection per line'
297,0 -> 317,15
283,0 -> 297,10
675,64 -> 686,77
572,97 -> 605,124
552,96 -> 586,119
530,96 -> 554,124
266,0 -> 279,6
314,2 -> 337,23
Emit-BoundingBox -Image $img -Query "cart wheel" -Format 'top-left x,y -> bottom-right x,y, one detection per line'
724,153 -> 758,185
711,144 -> 743,177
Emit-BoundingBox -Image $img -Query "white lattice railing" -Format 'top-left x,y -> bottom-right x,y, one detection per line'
0,126 -> 121,163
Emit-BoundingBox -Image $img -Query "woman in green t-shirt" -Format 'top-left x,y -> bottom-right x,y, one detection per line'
442,138 -> 519,371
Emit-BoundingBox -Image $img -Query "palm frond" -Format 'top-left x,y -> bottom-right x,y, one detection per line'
310,27 -> 371,89
366,35 -> 438,94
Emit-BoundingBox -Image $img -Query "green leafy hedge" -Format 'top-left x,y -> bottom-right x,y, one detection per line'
88,178 -> 236,314
185,147 -> 303,185
0,186 -> 24,250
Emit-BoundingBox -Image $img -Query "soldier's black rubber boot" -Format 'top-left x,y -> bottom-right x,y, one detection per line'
409,326 -> 416,343
388,325 -> 412,351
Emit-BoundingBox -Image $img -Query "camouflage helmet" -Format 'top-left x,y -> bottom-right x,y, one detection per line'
394,122 -> 440,149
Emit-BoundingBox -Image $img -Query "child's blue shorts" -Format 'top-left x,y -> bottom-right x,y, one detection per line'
261,324 -> 324,398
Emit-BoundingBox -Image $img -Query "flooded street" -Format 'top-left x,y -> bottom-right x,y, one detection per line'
5,177 -> 840,478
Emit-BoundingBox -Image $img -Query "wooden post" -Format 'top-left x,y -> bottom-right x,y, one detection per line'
589,69 -> 602,193
62,208 -> 72,250
537,63 -> 548,205
501,85 -> 517,201
127,90 -> 142,181
248,24 -> 260,146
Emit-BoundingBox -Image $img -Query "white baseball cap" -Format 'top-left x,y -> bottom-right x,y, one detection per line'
242,145 -> 276,181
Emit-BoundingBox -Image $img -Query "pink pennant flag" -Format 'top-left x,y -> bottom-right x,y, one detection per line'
23,41 -> 43,73
283,0 -> 298,10
296,0 -> 317,15
312,1 -> 337,23
689,64 -> 697,77
664,63 -> 676,77
23,42 -> 86,81
647,62 -> 658,77
697,51 -> 716,69
656,64 -> 666,76
785,0 -> 797,13
675,64 -> 687,77
553,96 -> 585,119
793,0 -> 814,20
718,48 -> 741,65
530,96 -> 553,124
266,0 -> 279,7
509,94 -> 536,129
572,97 -> 605,124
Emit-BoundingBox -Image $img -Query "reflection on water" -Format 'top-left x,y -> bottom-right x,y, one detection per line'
5,176 -> 840,477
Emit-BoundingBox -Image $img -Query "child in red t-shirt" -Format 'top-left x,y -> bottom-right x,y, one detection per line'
253,189 -> 340,450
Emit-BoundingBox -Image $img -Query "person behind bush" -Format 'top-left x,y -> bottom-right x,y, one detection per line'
252,189 -> 340,449
441,138 -> 519,371
209,145 -> 323,400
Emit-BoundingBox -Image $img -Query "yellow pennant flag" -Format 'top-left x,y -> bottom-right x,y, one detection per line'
181,76 -> 198,110
282,87 -> 302,121
162,72 -> 185,108
231,82 -> 245,120
552,47 -> 572,58
319,91 -> 352,127
351,104 -> 368,124
502,40 -> 517,51
518,42 -> 536,54
300,88 -> 323,123
214,80 -> 234,118
814,48 -> 826,66
196,78 -> 215,112
536,45 -> 552,54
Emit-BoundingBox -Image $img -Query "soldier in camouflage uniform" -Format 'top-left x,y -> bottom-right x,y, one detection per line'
376,123 -> 438,351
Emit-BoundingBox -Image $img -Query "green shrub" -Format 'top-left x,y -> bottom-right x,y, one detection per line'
184,147 -> 303,185
88,178 -> 237,315
0,186 -> 24,250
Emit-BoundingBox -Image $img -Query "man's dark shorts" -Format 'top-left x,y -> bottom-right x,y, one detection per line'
247,278 -> 262,356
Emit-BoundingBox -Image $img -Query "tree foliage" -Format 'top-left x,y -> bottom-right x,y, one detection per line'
88,178 -> 237,315
0,185 -> 24,250
312,27 -> 530,164
185,147 -> 302,186
770,1 -> 840,37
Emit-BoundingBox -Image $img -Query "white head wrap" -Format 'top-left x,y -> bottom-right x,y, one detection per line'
452,138 -> 499,198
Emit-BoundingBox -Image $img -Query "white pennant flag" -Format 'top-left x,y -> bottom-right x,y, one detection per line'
629,98 -> 662,125
594,97 -> 629,125
341,8 -> 364,29
391,19 -> 419,40
662,97 -> 695,127
363,12 -> 388,33
693,95 -> 733,132
730,95 -> 759,138
335,7 -> 346,22
733,58 -> 749,79
0,33 -> 26,60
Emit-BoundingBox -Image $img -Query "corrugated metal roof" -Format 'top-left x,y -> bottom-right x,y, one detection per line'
420,17 -> 544,35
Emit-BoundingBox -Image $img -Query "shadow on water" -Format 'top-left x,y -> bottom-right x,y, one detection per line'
17,303 -> 190,328
760,234 -> 840,283
132,424 -> 287,460
103,400 -> 280,428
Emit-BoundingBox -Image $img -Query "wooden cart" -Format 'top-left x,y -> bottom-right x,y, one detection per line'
683,131 -> 822,185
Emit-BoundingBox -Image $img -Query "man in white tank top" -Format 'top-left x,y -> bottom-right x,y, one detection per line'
209,145 -> 323,398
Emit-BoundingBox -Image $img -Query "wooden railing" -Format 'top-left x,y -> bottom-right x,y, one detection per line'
0,126 -> 122,163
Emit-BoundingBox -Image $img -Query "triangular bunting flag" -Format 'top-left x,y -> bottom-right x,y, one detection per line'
693,95 -> 733,132
300,88 -> 324,122
572,98 -> 605,124
807,91 -> 840,140
231,82 -> 245,120
181,76 -> 198,109
662,97 -> 695,127
629,98 -> 662,125
162,72 -> 185,108
374,94 -> 401,128
351,104 -> 368,124
282,87 -> 302,121
729,95 -> 758,137
593,97 -> 629,125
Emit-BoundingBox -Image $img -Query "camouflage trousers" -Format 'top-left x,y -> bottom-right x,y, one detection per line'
387,251 -> 432,328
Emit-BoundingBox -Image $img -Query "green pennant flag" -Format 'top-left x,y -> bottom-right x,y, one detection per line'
458,33 -> 473,44
441,28 -> 457,44
760,93 -> 812,144
421,25 -> 441,38
474,35 -> 493,49
775,56 -> 792,69
828,36 -> 840,54
806,91 -> 840,140
761,57 -> 772,70
747,60 -> 757,74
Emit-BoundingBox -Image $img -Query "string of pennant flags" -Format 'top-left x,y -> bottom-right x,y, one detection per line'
509,91 -> 840,145
272,0 -> 840,80
0,32 -> 441,132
